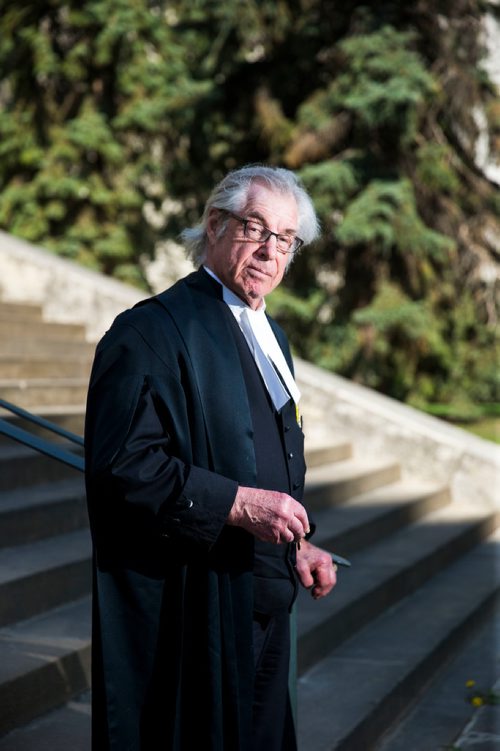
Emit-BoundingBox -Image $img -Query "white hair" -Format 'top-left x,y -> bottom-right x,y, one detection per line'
180,164 -> 320,266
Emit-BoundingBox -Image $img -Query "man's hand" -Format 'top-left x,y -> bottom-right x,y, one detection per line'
295,539 -> 337,600
227,486 -> 310,545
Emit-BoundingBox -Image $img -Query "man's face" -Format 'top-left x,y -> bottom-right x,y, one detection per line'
205,183 -> 298,310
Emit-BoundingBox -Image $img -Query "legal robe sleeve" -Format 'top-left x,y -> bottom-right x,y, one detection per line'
85,324 -> 238,550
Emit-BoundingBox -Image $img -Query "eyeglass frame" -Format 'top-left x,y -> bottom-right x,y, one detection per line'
221,210 -> 304,255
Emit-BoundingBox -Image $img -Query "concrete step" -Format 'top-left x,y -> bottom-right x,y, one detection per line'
0,379 -> 88,408
0,357 -> 92,379
4,527 -> 496,750
0,691 -> 91,751
297,501 -> 499,674
0,338 -> 96,359
305,458 -> 402,510
0,597 -> 91,738
305,442 -> 353,467
0,320 -> 87,342
0,478 -> 87,548
0,529 -> 91,627
310,480 -> 451,555
297,527 -> 500,751
377,598 -> 500,751
0,444 -> 82,491
0,303 -> 43,322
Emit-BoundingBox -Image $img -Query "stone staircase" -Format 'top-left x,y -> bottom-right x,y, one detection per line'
0,301 -> 91,745
0,300 -> 498,750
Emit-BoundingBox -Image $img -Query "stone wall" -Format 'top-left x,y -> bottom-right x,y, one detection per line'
297,358 -> 499,511
0,231 -> 144,341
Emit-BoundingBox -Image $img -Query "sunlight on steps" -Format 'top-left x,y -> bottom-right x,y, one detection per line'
0,299 -> 499,750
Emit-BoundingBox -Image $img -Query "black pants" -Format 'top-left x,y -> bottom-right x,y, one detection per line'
252,611 -> 297,751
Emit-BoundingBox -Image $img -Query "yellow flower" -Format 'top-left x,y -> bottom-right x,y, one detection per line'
471,696 -> 484,707
465,680 -> 476,688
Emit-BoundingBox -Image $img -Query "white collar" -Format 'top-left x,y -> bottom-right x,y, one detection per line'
202,266 -> 300,410
203,266 -> 266,315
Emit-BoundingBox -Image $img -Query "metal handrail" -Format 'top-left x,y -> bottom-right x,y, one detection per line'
0,398 -> 84,446
0,399 -> 84,472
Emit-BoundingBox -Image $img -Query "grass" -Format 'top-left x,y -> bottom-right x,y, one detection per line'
420,403 -> 500,445
456,417 -> 500,444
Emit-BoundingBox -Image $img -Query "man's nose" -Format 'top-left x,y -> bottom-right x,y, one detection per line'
256,234 -> 278,260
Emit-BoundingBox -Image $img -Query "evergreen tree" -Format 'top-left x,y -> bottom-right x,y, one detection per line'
1,0 -> 498,415
0,0 -> 211,284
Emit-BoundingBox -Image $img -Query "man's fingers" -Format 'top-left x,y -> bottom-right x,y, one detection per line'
280,520 -> 303,544
283,528 -> 295,544
261,495 -> 309,543
311,560 -> 337,599
227,487 -> 309,544
288,515 -> 308,541
293,506 -> 309,535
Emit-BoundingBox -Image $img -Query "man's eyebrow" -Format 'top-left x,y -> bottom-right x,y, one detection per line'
246,210 -> 297,236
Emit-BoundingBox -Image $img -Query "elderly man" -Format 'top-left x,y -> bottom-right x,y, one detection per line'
85,165 -> 337,751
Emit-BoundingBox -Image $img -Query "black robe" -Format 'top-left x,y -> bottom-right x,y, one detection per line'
84,269 -> 299,750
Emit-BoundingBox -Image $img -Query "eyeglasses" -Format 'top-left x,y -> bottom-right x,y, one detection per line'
223,211 -> 303,255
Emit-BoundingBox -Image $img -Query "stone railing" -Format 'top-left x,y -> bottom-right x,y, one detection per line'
297,358 -> 499,511
0,231 -> 144,341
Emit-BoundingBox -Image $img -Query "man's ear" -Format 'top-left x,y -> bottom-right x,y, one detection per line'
206,208 -> 220,244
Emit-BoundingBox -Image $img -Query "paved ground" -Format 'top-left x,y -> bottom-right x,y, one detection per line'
454,677 -> 500,750
379,601 -> 500,751
0,693 -> 90,751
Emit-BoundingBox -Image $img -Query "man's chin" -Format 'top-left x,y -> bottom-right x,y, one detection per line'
242,284 -> 267,309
